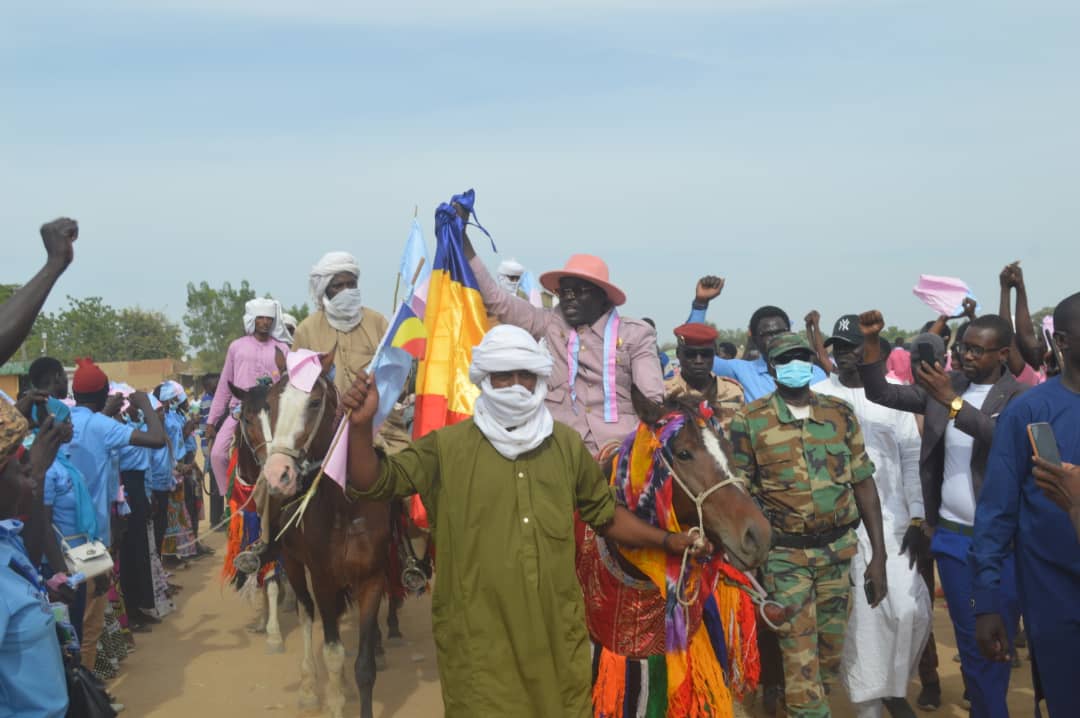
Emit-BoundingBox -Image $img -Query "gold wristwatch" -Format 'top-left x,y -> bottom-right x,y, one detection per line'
948,395 -> 964,420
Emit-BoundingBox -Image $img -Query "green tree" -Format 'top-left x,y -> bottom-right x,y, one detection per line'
285,303 -> 310,324
184,280 -> 256,371
42,296 -> 121,363
116,308 -> 185,360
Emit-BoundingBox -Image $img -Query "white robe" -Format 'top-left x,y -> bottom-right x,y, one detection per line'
812,376 -> 932,704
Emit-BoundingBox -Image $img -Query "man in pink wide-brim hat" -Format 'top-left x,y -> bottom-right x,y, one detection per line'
462,224 -> 664,455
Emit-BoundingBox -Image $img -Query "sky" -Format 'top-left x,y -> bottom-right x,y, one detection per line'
2,0 -> 1077,349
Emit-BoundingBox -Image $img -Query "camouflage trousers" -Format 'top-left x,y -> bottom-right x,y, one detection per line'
762,551 -> 852,717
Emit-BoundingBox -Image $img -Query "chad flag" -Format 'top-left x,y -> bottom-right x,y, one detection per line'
413,190 -> 489,438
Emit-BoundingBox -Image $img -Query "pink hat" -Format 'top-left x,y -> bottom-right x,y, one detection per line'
539,254 -> 626,307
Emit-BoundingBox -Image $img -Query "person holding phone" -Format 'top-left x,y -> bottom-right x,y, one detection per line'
973,291 -> 1080,716
858,310 -> 1026,716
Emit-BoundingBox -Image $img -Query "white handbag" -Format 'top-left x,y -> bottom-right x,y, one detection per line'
56,529 -> 114,579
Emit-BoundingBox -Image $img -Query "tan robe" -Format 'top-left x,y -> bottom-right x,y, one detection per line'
291,308 -> 388,398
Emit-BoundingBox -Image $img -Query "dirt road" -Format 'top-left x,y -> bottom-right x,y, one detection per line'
112,531 -> 1035,717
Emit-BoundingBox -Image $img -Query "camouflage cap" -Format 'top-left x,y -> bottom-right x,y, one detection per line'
766,332 -> 813,361
0,399 -> 30,465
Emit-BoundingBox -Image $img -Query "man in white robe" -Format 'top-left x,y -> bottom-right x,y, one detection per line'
813,315 -> 931,718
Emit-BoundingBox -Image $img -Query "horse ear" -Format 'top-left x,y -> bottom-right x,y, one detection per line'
275,347 -> 287,374
228,381 -> 247,401
631,384 -> 665,427
319,347 -> 336,377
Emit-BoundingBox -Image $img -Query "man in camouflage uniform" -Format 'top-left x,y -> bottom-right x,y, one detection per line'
729,333 -> 888,717
664,322 -> 745,434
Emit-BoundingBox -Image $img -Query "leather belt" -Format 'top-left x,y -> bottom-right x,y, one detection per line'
772,518 -> 861,549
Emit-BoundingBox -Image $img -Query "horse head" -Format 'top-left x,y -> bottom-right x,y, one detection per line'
628,386 -> 771,571
236,348 -> 339,498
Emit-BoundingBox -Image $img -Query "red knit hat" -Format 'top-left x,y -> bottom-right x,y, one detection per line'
72,357 -> 109,394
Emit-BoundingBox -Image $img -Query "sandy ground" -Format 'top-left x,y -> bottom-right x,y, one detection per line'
112,530 -> 1036,717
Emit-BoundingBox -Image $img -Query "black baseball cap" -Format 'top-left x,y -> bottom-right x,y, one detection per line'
824,314 -> 863,348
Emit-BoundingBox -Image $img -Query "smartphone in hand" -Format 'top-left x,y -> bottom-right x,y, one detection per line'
864,579 -> 876,605
1028,422 -> 1062,466
916,342 -> 937,368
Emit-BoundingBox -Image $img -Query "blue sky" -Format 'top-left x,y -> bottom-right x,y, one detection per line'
3,0 -> 1077,347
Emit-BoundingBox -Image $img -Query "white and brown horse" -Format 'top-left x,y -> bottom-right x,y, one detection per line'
233,350 -> 390,718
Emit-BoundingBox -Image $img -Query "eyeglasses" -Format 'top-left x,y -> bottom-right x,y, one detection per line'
681,348 -> 715,360
557,284 -> 598,301
957,343 -> 1002,358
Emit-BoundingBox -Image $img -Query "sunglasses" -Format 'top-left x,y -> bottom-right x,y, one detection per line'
681,348 -> 715,360
957,343 -> 1002,359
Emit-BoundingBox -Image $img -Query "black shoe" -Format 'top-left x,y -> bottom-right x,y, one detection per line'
916,682 -> 941,711
884,696 -> 917,718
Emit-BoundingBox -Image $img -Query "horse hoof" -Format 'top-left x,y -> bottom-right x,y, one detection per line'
265,640 -> 284,654
246,623 -> 267,634
375,654 -> 389,672
387,628 -> 403,640
297,694 -> 319,711
386,635 -> 405,647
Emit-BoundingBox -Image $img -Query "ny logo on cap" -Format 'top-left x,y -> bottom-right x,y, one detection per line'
838,318 -> 851,331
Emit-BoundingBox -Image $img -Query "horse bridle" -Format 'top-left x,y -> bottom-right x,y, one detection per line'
240,375 -> 334,481
655,420 -> 785,629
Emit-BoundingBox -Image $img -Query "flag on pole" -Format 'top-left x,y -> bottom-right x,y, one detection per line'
518,269 -> 543,308
912,274 -> 979,316
399,218 -> 431,316
412,189 -> 490,438
322,301 -> 428,490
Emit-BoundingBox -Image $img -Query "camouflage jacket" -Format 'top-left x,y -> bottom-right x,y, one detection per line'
729,391 -> 875,557
664,373 -> 745,435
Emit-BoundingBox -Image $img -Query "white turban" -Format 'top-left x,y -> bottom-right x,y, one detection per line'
309,251 -> 363,332
243,298 -> 292,343
497,258 -> 526,294
281,312 -> 298,330
469,325 -> 554,460
469,325 -> 553,386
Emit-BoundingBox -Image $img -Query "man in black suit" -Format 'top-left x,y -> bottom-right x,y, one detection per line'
857,310 -> 1026,717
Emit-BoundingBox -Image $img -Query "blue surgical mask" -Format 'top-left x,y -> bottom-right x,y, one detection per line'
775,360 -> 814,388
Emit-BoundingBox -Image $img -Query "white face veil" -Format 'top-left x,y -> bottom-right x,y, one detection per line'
497,258 -> 527,295
309,252 -> 363,332
469,325 -> 555,460
243,298 -> 291,343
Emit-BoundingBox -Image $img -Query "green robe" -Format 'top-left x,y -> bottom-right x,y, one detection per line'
355,419 -> 616,717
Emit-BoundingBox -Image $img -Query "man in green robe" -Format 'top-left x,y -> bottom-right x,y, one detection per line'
344,324 -> 706,717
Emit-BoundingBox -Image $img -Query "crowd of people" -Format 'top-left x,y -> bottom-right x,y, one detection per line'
1,213 -> 1077,718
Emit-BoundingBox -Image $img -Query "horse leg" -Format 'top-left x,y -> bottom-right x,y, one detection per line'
387,594 -> 403,641
264,577 -> 284,653
285,556 -> 319,711
313,579 -> 349,718
354,578 -> 384,718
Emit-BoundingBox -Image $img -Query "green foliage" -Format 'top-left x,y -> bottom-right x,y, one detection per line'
183,280 -> 256,372
15,297 -> 183,364
116,307 -> 185,360
284,303 -> 310,324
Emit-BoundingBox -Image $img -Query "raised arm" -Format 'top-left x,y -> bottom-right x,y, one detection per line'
998,264 -> 1028,377
1005,264 -> 1044,369
805,310 -> 834,374
458,207 -> 549,337
858,311 -> 930,414
0,219 -> 77,365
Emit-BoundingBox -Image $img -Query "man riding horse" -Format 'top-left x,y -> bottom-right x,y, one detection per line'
343,325 -> 710,718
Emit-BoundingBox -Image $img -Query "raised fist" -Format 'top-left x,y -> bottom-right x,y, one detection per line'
40,217 -> 78,269
859,310 -> 885,338
695,276 -> 725,304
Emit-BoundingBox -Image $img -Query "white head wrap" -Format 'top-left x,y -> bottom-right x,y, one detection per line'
469,325 -> 554,459
497,258 -> 526,295
243,298 -> 292,343
310,252 -> 364,332
281,313 -> 298,331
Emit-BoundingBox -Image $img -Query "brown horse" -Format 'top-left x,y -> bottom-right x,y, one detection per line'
576,388 -> 772,714
233,350 -> 390,718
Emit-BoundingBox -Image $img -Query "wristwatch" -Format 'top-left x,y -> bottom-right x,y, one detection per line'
948,395 -> 964,420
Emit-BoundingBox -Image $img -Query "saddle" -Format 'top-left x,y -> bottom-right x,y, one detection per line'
576,522 -> 707,658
